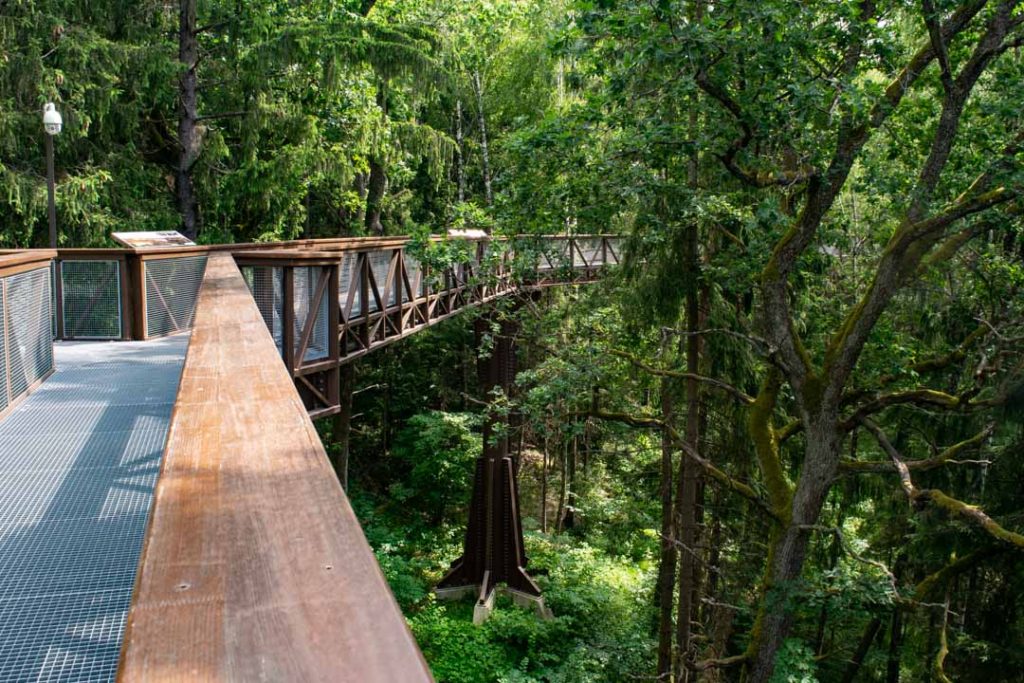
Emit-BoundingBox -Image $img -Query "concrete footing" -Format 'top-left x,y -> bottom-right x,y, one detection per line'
436,584 -> 553,625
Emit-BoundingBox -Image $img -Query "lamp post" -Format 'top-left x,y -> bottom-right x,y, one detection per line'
43,103 -> 62,249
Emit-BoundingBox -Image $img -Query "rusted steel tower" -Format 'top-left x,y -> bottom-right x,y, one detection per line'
436,313 -> 549,623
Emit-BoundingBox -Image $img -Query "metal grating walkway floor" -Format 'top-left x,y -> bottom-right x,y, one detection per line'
0,336 -> 188,682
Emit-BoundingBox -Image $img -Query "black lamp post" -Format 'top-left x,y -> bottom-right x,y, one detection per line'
43,103 -> 62,249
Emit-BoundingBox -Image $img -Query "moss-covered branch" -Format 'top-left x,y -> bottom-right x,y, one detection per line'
840,423 -> 993,474
911,546 -> 1007,602
861,418 -> 1024,549
841,388 -> 999,430
747,371 -> 794,520
841,324 -> 990,407
922,489 -> 1024,549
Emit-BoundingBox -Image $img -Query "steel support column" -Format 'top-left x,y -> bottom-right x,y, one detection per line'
437,311 -> 549,623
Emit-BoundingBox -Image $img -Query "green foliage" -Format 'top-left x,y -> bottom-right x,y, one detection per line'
770,639 -> 819,683
390,411 -> 481,522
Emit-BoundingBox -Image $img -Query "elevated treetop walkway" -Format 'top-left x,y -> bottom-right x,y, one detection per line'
0,234 -> 620,681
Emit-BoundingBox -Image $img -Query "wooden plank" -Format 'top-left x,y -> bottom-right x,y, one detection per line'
118,253 -> 431,682
0,251 -> 57,278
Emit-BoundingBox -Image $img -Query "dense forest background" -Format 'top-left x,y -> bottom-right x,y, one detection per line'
4,0 -> 1024,681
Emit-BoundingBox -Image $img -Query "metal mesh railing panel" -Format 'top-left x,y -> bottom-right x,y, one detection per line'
368,251 -> 392,311
241,266 -> 284,354
404,253 -> 426,297
5,268 -> 54,401
145,256 -> 207,338
340,253 -> 361,318
0,285 -> 7,413
605,238 -> 622,263
578,238 -> 603,266
293,267 -> 329,363
60,261 -> 122,339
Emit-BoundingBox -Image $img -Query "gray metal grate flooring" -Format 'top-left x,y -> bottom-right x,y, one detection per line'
0,336 -> 188,682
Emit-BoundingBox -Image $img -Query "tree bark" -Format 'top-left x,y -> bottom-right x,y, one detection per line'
560,434 -> 577,530
675,90 -> 705,677
177,0 -> 201,240
656,374 -> 677,680
886,606 -> 903,683
472,70 -> 493,206
332,363 -> 355,490
840,617 -> 883,683
746,419 -> 841,683
455,99 -> 465,203
365,84 -> 388,235
541,435 -> 549,533
674,249 -> 703,682
556,440 -> 567,533
365,158 -> 386,235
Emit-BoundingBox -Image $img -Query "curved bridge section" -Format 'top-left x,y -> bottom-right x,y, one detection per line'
232,235 -> 621,418
0,235 -> 618,681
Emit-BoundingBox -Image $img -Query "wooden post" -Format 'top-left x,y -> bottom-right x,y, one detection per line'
128,255 -> 147,340
119,257 -> 131,340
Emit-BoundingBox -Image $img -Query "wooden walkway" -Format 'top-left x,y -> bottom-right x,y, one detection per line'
0,235 -> 619,681
118,254 -> 430,682
0,336 -> 188,682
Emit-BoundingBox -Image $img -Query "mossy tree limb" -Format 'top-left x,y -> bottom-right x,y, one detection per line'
862,418 -> 1024,549
840,423 -> 993,474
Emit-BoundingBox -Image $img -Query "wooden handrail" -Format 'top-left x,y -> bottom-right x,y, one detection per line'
118,253 -> 432,682
0,250 -> 56,277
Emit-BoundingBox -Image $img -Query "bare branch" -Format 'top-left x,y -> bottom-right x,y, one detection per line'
580,407 -> 779,520
609,349 -> 755,404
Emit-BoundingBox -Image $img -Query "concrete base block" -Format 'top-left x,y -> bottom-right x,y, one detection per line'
435,584 -> 553,625
435,585 -> 477,602
473,588 -> 497,625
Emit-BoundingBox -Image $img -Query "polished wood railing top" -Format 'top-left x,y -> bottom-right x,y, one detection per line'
0,250 -> 56,276
118,253 -> 431,682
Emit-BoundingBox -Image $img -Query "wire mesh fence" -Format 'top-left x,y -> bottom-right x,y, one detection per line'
339,253 -> 361,318
144,256 -> 207,338
60,261 -> 122,340
293,267 -> 330,363
3,267 -> 54,406
240,266 -> 284,354
0,286 -> 7,413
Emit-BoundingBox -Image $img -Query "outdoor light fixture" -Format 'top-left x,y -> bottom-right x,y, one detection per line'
43,103 -> 62,248
43,103 -> 62,135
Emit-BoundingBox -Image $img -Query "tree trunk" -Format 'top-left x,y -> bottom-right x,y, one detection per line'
746,419 -> 841,683
365,86 -> 387,235
472,70 -> 492,206
841,617 -> 883,683
886,606 -> 903,683
177,0 -> 201,240
455,99 -> 465,203
556,441 -> 567,533
541,436 -> 549,533
560,434 -> 577,530
332,363 -> 355,490
656,374 -> 677,680
674,322 -> 702,680
365,158 -> 386,235
674,199 -> 704,681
